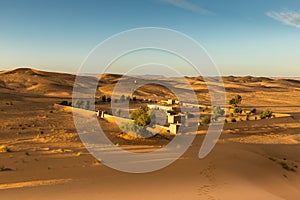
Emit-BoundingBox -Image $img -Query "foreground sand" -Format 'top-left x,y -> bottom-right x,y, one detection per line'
0,68 -> 300,199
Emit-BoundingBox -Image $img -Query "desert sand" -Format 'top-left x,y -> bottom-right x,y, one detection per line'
1,68 -> 300,199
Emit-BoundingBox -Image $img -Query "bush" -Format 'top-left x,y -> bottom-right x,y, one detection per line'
231,118 -> 237,122
260,110 -> 273,119
233,107 -> 243,114
229,94 -> 242,106
106,97 -> 111,102
100,95 -> 106,102
246,113 -> 250,121
120,95 -> 125,102
212,106 -> 225,120
250,108 -> 257,114
72,100 -> 90,110
201,116 -> 211,125
0,166 -> 12,172
279,162 -> 296,172
60,101 -> 71,106
120,123 -> 151,138
72,100 -> 83,108
130,106 -> 154,127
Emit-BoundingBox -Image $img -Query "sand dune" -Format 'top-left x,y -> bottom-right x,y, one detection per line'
0,68 -> 300,199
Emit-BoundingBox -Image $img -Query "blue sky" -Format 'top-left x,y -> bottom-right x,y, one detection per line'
0,0 -> 300,76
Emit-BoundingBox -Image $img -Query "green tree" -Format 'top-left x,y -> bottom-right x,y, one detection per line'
130,106 -> 152,127
229,94 -> 242,107
234,107 -> 243,114
260,110 -> 273,119
82,100 -> 90,110
120,95 -> 125,102
73,100 -> 83,108
250,108 -> 257,114
246,113 -> 250,121
101,95 -> 106,102
201,116 -> 211,125
212,106 -> 225,120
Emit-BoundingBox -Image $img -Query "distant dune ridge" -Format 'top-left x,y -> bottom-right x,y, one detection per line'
0,67 -> 299,99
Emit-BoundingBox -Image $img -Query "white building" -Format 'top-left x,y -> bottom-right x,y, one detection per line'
147,104 -> 173,112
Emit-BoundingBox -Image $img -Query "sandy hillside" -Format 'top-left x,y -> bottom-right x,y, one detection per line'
0,68 -> 300,199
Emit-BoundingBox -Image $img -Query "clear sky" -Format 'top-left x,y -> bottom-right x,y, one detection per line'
0,0 -> 300,76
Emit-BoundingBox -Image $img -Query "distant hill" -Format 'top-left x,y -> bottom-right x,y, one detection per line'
0,68 -> 299,100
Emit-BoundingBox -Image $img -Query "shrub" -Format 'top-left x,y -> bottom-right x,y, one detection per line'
120,123 -> 151,138
212,106 -> 225,120
250,108 -> 257,114
229,94 -> 242,106
233,107 -> 243,114
72,100 -> 83,108
260,110 -> 273,119
106,97 -> 111,102
201,116 -> 211,125
72,100 -> 90,110
130,106 -> 153,127
100,95 -> 106,102
229,99 -> 235,106
82,100 -> 90,110
231,118 -> 237,122
279,162 -> 296,172
246,113 -> 250,121
120,95 -> 125,102
0,166 -> 12,172
132,97 -> 137,101
60,101 -> 71,106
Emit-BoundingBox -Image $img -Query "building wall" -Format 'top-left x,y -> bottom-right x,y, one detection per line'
168,115 -> 182,124
169,124 -> 180,134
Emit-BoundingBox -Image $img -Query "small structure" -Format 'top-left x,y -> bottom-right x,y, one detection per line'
167,110 -> 177,115
169,123 -> 180,134
168,114 -> 183,124
147,104 -> 173,112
